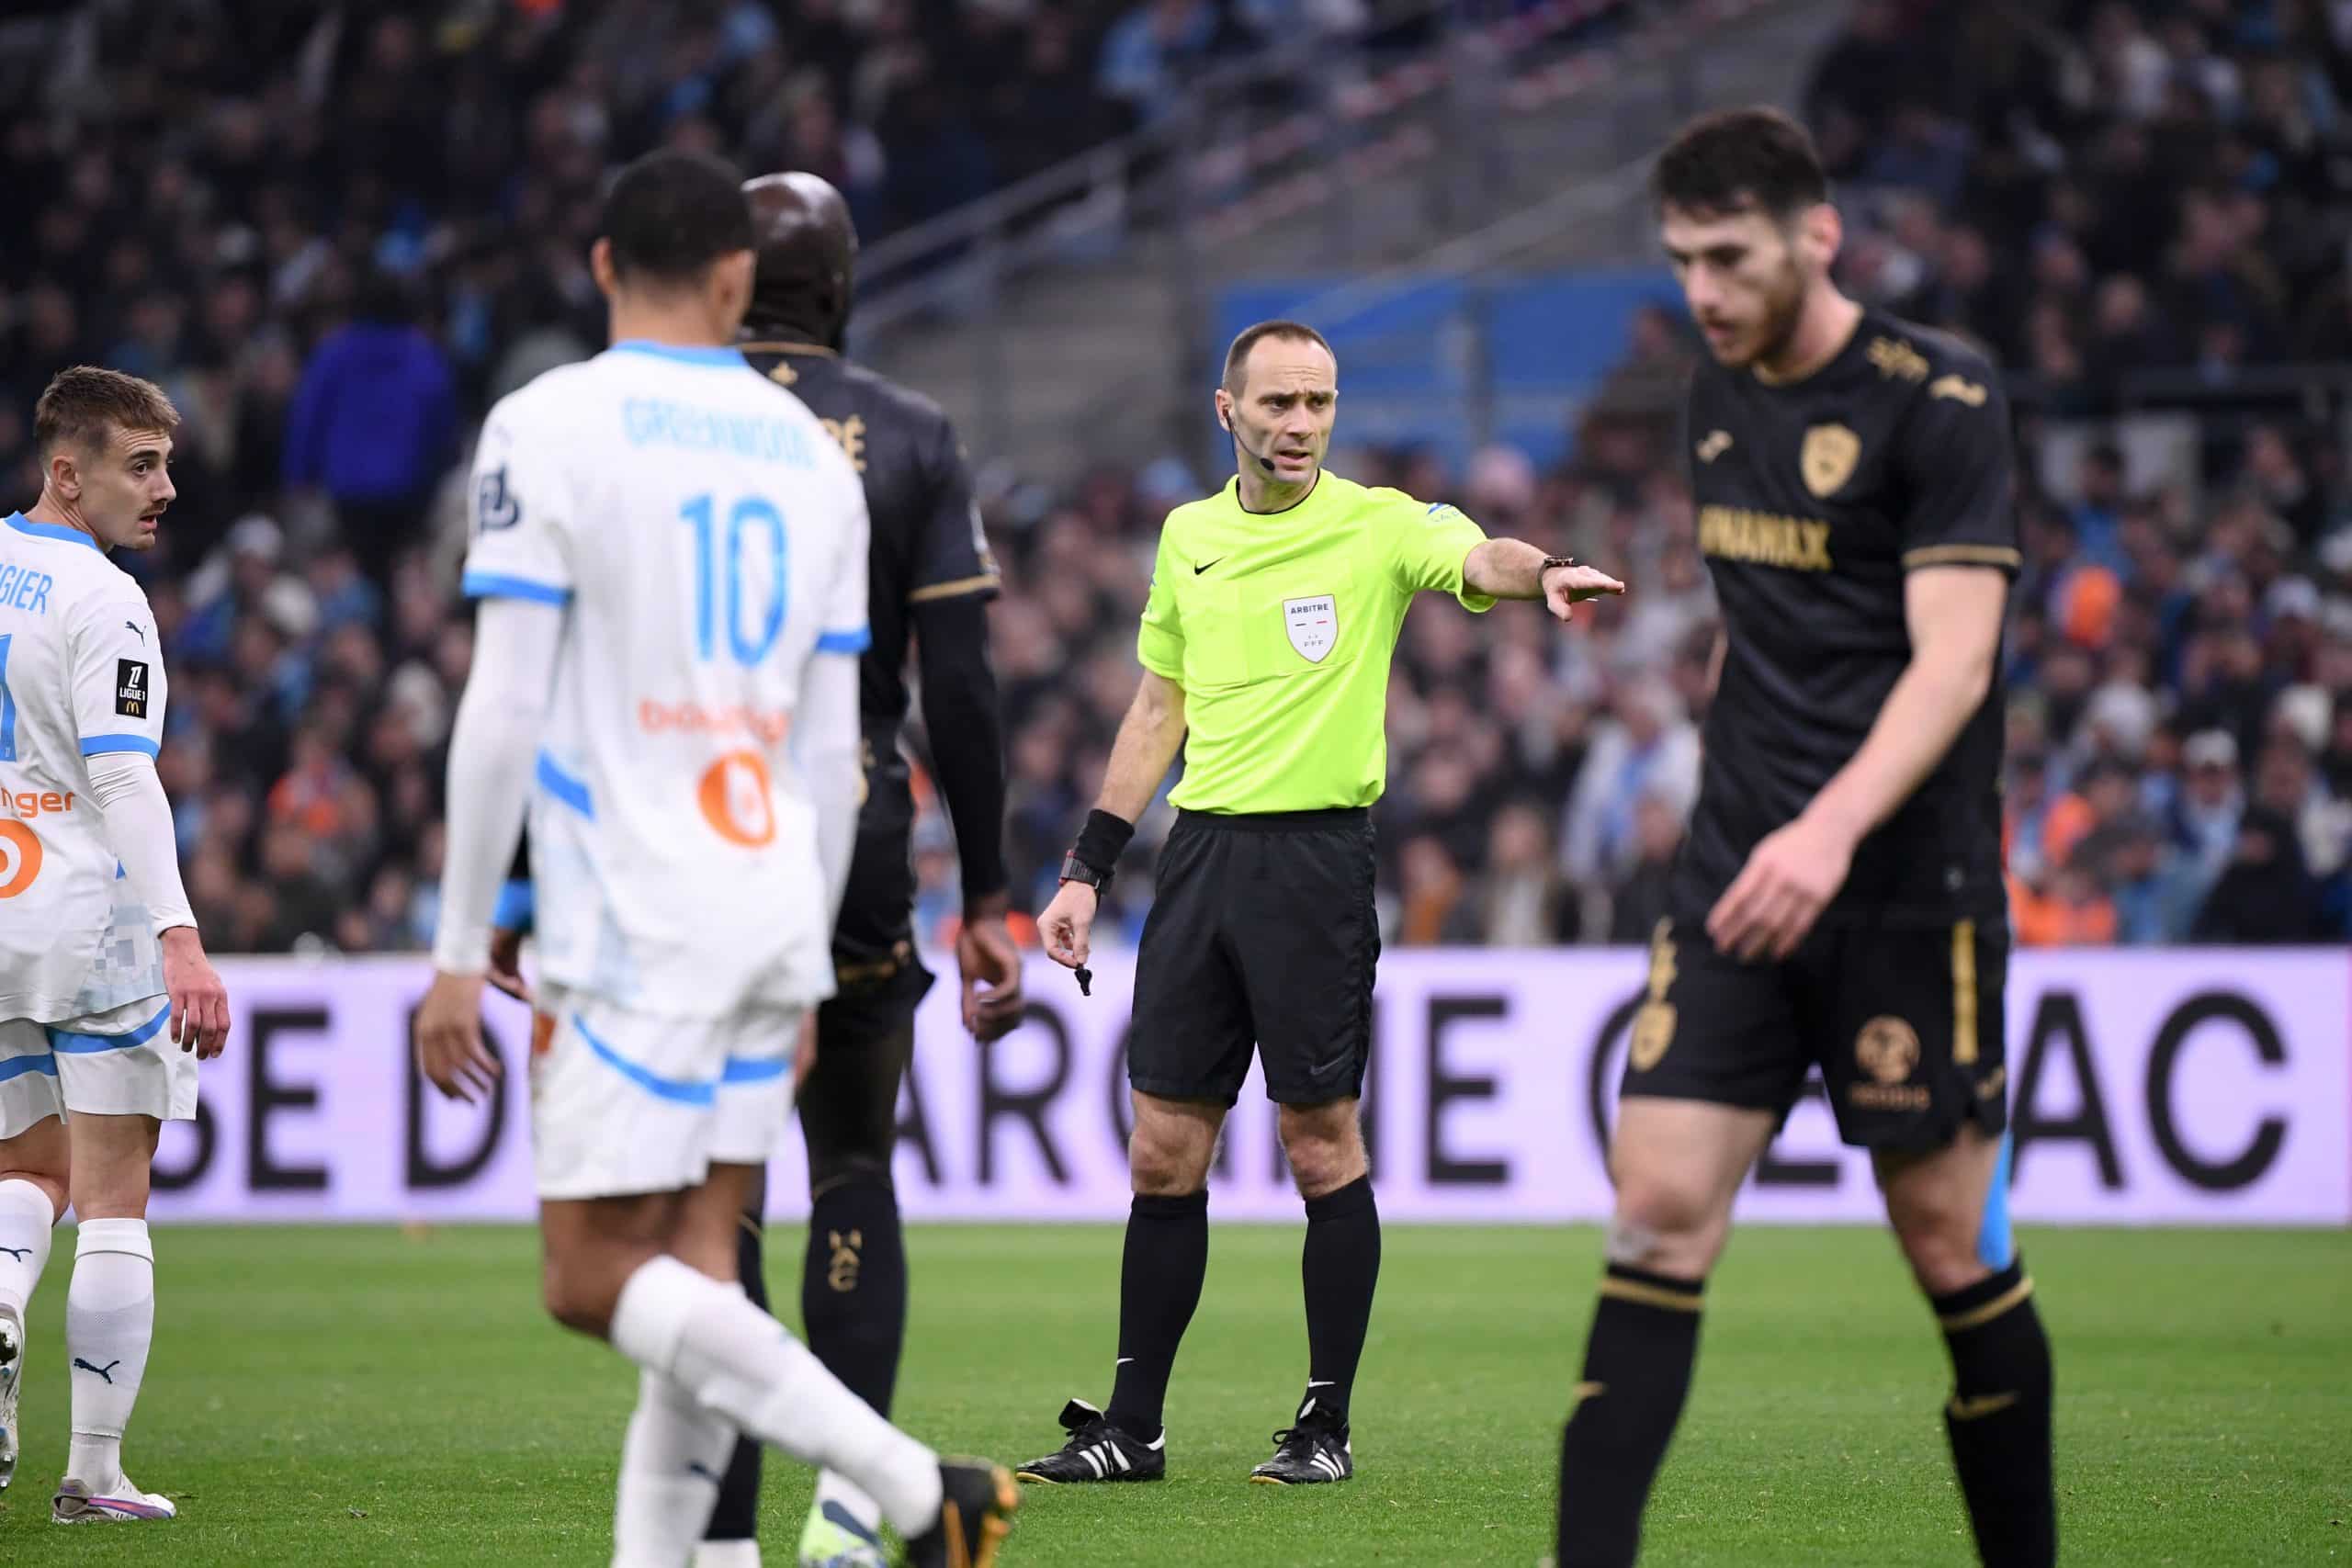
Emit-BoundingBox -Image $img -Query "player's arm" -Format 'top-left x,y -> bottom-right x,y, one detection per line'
1462,537 -> 1625,618
420,400 -> 571,1100
67,596 -> 228,1057
804,500 -> 873,929
1038,521 -> 1189,976
1385,493 -> 1623,617
420,595 -> 561,1097
1709,362 -> 2018,961
1038,667 -> 1186,974
907,416 -> 1022,1037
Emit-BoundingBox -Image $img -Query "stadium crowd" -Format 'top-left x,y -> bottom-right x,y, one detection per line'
3,0 -> 2351,953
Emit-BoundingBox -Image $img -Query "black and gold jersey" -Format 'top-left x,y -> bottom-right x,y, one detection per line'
740,342 -> 1001,725
1672,308 -> 2019,928
741,342 -> 1006,982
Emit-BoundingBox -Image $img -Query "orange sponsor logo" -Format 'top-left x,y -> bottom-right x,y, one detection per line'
697,750 -> 777,848
0,819 -> 41,897
638,699 -> 792,746
2,790 -> 74,818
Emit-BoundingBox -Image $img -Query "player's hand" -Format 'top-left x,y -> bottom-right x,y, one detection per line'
792,1012 -> 819,1091
160,927 -> 230,1060
1541,563 -> 1626,623
415,970 -> 503,1103
486,925 -> 532,1005
1038,881 -> 1098,971
956,894 -> 1027,1042
1706,812 -> 1856,963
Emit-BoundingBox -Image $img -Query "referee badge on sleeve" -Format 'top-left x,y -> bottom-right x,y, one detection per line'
1284,594 -> 1338,663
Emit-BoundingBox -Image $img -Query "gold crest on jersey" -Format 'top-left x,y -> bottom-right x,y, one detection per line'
1801,423 -> 1860,499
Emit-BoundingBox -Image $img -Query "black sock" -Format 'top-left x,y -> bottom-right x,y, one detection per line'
1555,1263 -> 1705,1568
1298,1174 -> 1380,1427
801,1173 -> 909,1418
1104,1190 -> 1209,1441
704,1200 -> 770,1541
1934,1258 -> 2056,1568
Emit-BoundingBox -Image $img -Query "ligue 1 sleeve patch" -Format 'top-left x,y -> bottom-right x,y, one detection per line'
115,659 -> 149,717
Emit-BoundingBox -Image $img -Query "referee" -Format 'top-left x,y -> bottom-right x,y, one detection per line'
1014,321 -> 1623,1488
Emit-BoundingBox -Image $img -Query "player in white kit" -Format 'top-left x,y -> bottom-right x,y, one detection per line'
413,150 -> 1017,1568
0,367 -> 232,1522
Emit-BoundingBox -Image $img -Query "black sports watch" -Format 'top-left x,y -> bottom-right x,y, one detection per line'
1539,554 -> 1577,578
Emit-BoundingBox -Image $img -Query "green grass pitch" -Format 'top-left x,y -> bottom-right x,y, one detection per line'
0,1224 -> 2343,1565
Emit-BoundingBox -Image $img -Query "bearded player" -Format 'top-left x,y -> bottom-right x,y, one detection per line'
1554,107 -> 2052,1568
415,148 -> 1015,1568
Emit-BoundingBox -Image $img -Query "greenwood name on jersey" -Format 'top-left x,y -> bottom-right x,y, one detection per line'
1673,310 -> 2019,926
0,513 -> 169,1021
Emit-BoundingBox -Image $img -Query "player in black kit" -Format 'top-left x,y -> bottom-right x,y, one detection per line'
693,172 -> 1023,1568
1553,109 -> 2054,1568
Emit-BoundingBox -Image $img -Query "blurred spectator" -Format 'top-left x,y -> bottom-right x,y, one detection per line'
1560,675 -> 1701,905
2191,806 -> 2326,943
6,0 -> 2350,957
282,270 -> 457,586
2170,729 -> 2247,881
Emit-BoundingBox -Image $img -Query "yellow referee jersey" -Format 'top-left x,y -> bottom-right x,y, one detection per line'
1136,469 -> 1493,813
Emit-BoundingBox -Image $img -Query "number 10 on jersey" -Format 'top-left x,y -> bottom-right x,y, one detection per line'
680,493 -> 788,664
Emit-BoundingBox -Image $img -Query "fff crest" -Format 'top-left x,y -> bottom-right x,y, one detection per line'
1284,593 -> 1338,663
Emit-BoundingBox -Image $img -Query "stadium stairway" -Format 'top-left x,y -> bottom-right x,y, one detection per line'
862,0 -> 1849,485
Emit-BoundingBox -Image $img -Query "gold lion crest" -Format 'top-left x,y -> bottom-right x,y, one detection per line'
1801,423 -> 1860,499
1856,1016 -> 1921,1086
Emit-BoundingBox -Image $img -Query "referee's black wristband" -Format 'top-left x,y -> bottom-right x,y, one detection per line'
1068,808 -> 1136,883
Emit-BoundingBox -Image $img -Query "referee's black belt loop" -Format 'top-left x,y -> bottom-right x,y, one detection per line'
1174,807 -> 1371,831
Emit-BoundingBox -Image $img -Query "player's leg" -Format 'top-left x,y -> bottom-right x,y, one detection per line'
697,1164 -> 770,1567
43,998 -> 195,1524
1019,810 -> 1251,1486
1250,1095 -> 1372,1485
564,1177 -> 1011,1565
1556,1098 -> 1772,1565
1876,1129 -> 2052,1567
608,1162 -> 759,1568
1557,918 -> 1802,1568
1832,920 -> 2052,1568
0,1076 -> 70,1496
51,1110 -> 171,1522
790,1005 -> 915,1566
1234,810 -> 1382,1484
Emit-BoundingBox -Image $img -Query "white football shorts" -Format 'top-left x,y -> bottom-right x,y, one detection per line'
529,984 -> 801,1201
0,995 -> 198,1140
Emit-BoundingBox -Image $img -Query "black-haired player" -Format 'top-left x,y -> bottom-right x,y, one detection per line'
1553,108 -> 2053,1567
418,146 -> 1018,1568
688,171 -> 1021,1568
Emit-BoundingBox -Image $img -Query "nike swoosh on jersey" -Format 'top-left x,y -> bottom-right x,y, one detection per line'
1193,557 -> 1225,574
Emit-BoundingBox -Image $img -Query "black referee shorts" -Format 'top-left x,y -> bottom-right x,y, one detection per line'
1127,807 -> 1379,1108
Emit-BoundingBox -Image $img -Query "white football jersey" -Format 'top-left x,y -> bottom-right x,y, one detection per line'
0,513 -> 168,1022
462,341 -> 870,1019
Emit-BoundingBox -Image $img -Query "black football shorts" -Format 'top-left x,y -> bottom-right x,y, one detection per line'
1127,807 -> 1379,1107
1620,913 -> 2009,1150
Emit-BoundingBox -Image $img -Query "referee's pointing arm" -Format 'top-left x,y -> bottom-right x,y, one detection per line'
1038,321 -> 1623,975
